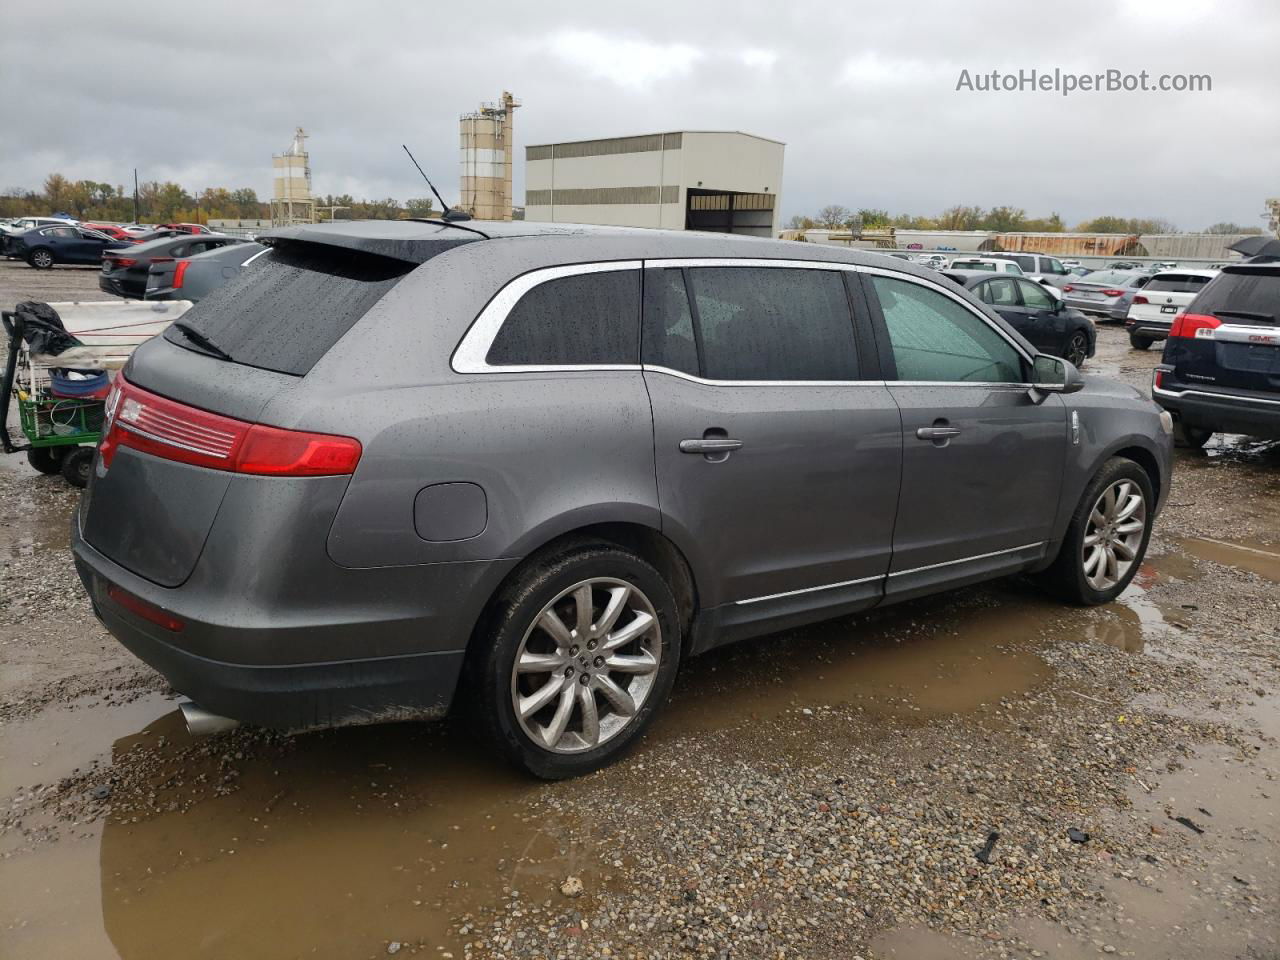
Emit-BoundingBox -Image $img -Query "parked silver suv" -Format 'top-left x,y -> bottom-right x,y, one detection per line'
72,220 -> 1173,778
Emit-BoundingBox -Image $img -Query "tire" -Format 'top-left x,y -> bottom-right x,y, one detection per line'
60,447 -> 94,488
27,247 -> 55,270
1128,333 -> 1153,351
1176,424 -> 1212,449
1063,330 -> 1090,368
468,542 -> 682,779
1037,456 -> 1154,606
26,447 -> 66,475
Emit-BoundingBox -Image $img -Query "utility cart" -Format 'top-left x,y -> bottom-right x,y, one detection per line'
2,300 -> 191,487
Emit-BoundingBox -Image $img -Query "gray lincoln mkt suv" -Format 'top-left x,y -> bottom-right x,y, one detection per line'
72,220 -> 1174,778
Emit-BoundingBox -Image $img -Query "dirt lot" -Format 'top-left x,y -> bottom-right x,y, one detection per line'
1,259 -> 1277,960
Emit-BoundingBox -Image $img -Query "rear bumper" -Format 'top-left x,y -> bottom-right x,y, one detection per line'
71,512 -> 515,731
1065,299 -> 1126,321
1153,384 -> 1280,439
1125,318 -> 1172,341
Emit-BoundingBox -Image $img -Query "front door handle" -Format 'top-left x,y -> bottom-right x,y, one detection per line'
679,438 -> 744,455
916,425 -> 961,441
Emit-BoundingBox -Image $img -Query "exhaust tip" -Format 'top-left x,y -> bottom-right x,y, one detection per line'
179,700 -> 239,737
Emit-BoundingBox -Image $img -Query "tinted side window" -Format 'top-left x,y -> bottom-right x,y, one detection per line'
641,268 -> 699,376
1018,280 -> 1054,310
486,269 -> 640,366
1187,270 -> 1280,322
870,275 -> 1023,384
983,278 -> 1019,306
685,267 -> 858,381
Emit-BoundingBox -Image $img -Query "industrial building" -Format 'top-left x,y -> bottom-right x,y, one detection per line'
460,92 -> 519,221
270,127 -> 315,226
525,130 -> 784,237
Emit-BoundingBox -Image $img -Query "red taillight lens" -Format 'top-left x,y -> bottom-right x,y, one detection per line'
1169,312 -> 1220,339
1062,284 -> 1074,292
1133,295 -> 1148,305
150,256 -> 174,264
109,257 -> 137,267
172,259 -> 191,289
1153,369 -> 1164,389
236,424 -> 363,476
107,584 -> 185,632
1101,289 -> 1124,297
100,375 -> 361,476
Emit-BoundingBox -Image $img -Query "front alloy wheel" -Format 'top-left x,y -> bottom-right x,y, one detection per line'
1081,479 -> 1146,591
1064,331 -> 1089,368
511,578 -> 661,753
29,249 -> 54,269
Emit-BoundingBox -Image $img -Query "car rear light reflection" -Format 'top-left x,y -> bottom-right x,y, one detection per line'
1169,312 -> 1220,339
107,584 -> 185,632
172,259 -> 191,289
100,374 -> 361,476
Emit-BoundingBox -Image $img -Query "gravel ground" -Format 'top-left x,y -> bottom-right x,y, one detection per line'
0,269 -> 1276,960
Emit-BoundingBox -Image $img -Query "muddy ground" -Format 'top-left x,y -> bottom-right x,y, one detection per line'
1,258 -> 1277,959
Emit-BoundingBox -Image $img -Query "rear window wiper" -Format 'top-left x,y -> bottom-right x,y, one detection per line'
1211,309 -> 1277,324
172,321 -> 233,361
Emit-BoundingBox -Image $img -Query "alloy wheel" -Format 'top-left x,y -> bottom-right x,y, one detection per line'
510,577 -> 661,754
1065,333 -> 1088,367
32,250 -> 53,268
1081,479 -> 1146,591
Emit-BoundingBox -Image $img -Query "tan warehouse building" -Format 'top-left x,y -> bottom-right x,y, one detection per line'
525,130 -> 784,237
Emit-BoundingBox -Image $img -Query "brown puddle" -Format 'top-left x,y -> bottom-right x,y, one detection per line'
1180,536 -> 1280,582
0,582 -> 1187,959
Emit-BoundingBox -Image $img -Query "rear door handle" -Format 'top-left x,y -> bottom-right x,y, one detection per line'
679,438 -> 744,454
916,426 -> 961,440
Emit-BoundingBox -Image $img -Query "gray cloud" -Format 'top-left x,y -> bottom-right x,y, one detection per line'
1,0 -> 1275,229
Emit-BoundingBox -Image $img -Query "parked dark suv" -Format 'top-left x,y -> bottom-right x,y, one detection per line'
72,220 -> 1174,778
1153,262 -> 1280,447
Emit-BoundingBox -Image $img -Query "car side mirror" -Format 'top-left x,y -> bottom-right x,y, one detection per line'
1029,354 -> 1084,402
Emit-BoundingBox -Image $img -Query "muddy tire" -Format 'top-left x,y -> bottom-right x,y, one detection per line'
60,447 -> 94,488
27,247 -> 55,269
26,447 -> 66,474
1037,456 -> 1154,606
1128,333 -> 1153,351
467,542 -> 681,779
1176,424 -> 1212,449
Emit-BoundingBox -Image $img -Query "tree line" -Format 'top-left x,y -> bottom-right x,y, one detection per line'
787,205 -> 1262,236
0,174 -> 434,225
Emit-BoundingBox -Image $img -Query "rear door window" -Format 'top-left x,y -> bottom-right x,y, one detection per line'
486,269 -> 640,366
869,275 -> 1024,383
981,278 -> 1019,306
682,267 -> 858,380
163,242 -> 414,375
1017,279 -> 1054,310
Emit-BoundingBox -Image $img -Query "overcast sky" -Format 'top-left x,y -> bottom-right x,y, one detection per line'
2,0 -> 1275,230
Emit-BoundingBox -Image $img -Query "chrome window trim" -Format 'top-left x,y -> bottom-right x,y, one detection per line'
642,365 -> 1031,389
1153,385 -> 1280,407
451,256 -> 1032,378
451,260 -> 643,374
888,541 -> 1045,578
735,573 -> 882,606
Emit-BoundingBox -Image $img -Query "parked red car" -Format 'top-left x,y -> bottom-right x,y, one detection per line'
84,224 -> 139,243
159,223 -> 211,235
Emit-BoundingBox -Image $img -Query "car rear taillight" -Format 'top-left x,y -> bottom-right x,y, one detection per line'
107,256 -> 137,267
1133,295 -> 1148,305
150,256 -> 174,264
99,375 -> 361,476
1062,284 -> 1074,292
1153,369 -> 1164,389
172,259 -> 191,289
1169,312 -> 1220,339
1101,289 -> 1124,297
108,584 -> 185,632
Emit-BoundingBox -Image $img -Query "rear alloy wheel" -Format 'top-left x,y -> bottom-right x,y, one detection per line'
28,248 -> 54,269
472,543 -> 681,778
1037,456 -> 1154,605
1128,333 -> 1153,351
1064,331 -> 1090,368
60,447 -> 94,488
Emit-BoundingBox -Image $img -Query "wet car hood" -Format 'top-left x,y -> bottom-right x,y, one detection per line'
1075,375 -> 1147,404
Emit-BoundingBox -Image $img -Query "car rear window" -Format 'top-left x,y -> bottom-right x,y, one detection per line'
1077,271 -> 1132,286
1145,274 -> 1214,293
163,242 -> 414,375
486,269 -> 640,366
1188,269 -> 1280,324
